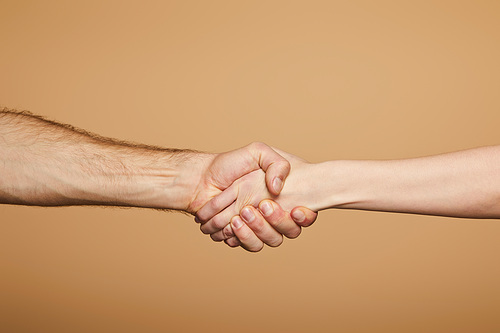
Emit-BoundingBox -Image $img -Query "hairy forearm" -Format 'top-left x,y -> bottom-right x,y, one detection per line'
0,110 -> 209,210
283,146 -> 500,218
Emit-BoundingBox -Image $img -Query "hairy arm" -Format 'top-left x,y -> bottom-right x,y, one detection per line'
0,109 -> 207,210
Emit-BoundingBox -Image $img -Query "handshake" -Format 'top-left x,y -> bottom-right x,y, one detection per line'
3,110 -> 497,252
1,111 -> 318,253
181,142 -> 318,252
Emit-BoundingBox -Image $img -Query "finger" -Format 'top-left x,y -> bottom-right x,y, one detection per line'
248,142 -> 291,196
196,184 -> 238,223
291,207 -> 318,227
210,224 -> 234,242
258,200 -> 302,239
224,237 -> 241,248
231,216 -> 264,252
240,206 -> 283,247
200,202 -> 238,234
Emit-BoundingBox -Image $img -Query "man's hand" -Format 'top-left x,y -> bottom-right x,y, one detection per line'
0,111 -> 290,212
186,142 -> 291,214
195,148 -> 319,251
0,109 -> 314,251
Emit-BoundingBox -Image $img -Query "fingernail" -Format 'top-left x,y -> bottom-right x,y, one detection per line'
241,207 -> 255,223
260,201 -> 274,217
194,216 -> 201,223
292,210 -> 305,223
232,217 -> 243,229
273,177 -> 283,193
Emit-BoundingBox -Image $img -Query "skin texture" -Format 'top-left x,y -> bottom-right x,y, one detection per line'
197,150 -> 320,251
223,200 -> 318,252
0,111 -> 287,211
8,110 -> 499,253
0,109 -> 316,252
186,142 -> 291,213
196,151 -> 316,249
201,146 -> 500,251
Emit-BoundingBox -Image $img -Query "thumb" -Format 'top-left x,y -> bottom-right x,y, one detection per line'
247,142 -> 290,195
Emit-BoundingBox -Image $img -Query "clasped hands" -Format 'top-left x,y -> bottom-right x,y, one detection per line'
186,142 -> 317,252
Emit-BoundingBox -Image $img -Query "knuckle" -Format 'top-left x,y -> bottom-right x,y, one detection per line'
194,213 -> 204,223
269,217 -> 286,229
212,215 -> 229,231
244,242 -> 264,252
285,227 -> 302,239
268,217 -> 290,232
209,196 -> 221,210
268,235 -> 284,247
249,141 -> 267,151
210,232 -> 223,242
236,230 -> 251,242
280,160 -> 291,170
196,212 -> 208,223
249,243 -> 264,252
225,238 -> 239,248
200,224 -> 211,234
235,228 -> 255,244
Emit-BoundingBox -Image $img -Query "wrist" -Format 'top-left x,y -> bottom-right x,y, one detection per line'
123,149 -> 214,212
278,160 -> 361,212
311,160 -> 359,210
170,152 -> 214,213
275,162 -> 324,211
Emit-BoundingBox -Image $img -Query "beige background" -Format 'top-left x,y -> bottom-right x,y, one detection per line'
1,1 -> 500,332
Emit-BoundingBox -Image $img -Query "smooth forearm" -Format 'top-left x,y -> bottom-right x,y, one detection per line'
283,146 -> 500,218
0,111 -> 208,210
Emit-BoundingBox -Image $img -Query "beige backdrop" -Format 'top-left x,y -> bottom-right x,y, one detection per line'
1,1 -> 500,332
